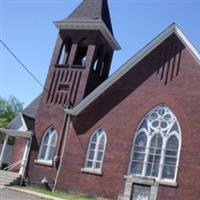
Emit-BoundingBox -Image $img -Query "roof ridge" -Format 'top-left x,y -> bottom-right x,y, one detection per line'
65,23 -> 200,116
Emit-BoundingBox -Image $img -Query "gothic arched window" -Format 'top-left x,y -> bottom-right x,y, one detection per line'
129,104 -> 181,182
38,127 -> 57,162
85,128 -> 107,172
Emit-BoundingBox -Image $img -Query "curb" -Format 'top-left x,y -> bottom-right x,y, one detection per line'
5,186 -> 66,200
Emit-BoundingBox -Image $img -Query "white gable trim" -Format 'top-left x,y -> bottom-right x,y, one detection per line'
174,26 -> 200,64
20,112 -> 28,131
65,23 -> 200,116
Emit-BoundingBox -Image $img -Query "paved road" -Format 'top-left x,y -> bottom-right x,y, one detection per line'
0,188 -> 46,200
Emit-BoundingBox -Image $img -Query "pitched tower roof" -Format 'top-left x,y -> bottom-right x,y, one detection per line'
64,0 -> 113,35
54,0 -> 120,50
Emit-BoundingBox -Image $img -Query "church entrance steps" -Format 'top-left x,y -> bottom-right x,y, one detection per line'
0,170 -> 20,187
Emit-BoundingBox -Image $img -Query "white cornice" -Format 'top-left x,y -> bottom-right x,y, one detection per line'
0,128 -> 32,139
54,21 -> 121,50
174,26 -> 200,64
65,23 -> 200,116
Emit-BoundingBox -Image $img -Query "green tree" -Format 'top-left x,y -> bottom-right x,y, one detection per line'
0,96 -> 23,128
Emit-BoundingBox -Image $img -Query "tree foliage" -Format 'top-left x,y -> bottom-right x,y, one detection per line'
0,96 -> 23,128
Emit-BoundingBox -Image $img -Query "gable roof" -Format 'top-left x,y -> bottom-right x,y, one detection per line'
65,23 -> 200,116
54,0 -> 120,50
5,94 -> 41,132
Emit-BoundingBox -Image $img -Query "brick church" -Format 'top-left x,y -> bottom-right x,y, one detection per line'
2,0 -> 200,199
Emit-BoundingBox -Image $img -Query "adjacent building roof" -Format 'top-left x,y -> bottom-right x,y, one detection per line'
4,112 -> 32,138
65,23 -> 200,116
6,94 -> 42,133
22,94 -> 41,119
54,0 -> 120,50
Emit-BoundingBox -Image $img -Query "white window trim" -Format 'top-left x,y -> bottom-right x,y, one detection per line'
82,128 -> 107,173
34,159 -> 53,167
128,104 -> 182,184
38,127 -> 57,162
81,168 -> 102,175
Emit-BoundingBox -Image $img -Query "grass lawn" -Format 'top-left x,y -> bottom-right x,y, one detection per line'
14,186 -> 99,200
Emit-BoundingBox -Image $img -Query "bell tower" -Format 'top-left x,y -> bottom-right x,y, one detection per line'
28,0 -> 120,188
44,0 -> 120,108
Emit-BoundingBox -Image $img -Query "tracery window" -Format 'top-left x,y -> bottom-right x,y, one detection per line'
85,128 -> 107,172
38,127 -> 57,162
129,104 -> 181,182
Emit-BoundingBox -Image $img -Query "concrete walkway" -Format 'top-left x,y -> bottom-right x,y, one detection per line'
0,187 -> 65,200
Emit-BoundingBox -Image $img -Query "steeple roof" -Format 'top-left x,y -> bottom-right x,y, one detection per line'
65,0 -> 113,35
54,0 -> 120,50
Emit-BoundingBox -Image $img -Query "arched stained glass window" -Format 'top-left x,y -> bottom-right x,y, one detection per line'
129,104 -> 181,182
130,132 -> 147,175
146,134 -> 163,177
85,128 -> 107,171
162,136 -> 179,179
38,127 -> 57,162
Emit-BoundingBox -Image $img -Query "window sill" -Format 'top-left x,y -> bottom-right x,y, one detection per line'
34,159 -> 53,167
124,175 -> 177,187
81,168 -> 102,175
159,180 -> 178,187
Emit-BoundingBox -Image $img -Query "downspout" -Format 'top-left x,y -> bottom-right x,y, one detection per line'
52,112 -> 71,192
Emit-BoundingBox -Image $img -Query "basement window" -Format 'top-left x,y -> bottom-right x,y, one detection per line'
132,184 -> 150,200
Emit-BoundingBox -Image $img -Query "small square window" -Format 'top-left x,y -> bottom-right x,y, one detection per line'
132,184 -> 150,200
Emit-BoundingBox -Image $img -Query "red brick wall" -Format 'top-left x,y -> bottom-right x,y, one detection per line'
27,33 -> 200,199
55,34 -> 200,199
27,29 -> 114,187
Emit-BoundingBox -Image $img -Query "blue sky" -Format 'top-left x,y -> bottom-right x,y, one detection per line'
1,0 -> 200,107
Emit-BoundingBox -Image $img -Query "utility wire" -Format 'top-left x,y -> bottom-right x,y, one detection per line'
0,39 -> 67,111
0,39 -> 48,92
